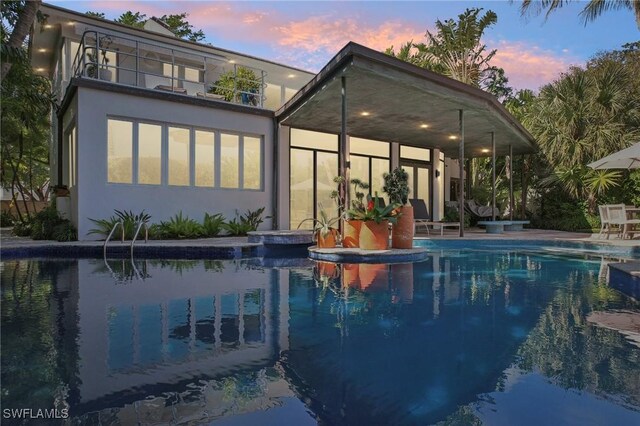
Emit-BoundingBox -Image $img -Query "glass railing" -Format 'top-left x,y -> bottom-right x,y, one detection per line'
71,30 -> 267,108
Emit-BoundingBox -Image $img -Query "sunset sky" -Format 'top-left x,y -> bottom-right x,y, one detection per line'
49,0 -> 638,90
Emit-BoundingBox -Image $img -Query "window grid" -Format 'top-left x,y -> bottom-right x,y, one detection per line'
106,117 -> 263,191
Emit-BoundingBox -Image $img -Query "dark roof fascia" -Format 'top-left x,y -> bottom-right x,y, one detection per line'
276,42 -> 537,150
39,2 -> 315,76
61,78 -> 275,118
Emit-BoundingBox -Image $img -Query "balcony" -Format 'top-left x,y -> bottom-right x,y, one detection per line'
71,30 -> 267,108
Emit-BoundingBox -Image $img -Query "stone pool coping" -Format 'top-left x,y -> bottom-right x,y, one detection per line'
2,227 -> 639,260
308,246 -> 428,263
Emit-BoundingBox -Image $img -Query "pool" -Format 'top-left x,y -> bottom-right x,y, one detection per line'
1,250 -> 639,425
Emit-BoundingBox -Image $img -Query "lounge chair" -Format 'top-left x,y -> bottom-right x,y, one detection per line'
409,199 -> 460,235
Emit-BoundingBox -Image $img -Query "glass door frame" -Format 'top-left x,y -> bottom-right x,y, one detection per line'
289,145 -> 340,226
400,157 -> 433,215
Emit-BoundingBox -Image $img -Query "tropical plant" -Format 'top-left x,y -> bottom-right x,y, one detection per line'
518,0 -> 640,29
209,66 -> 261,103
156,211 -> 203,239
344,178 -> 370,218
388,8 -> 499,88
1,210 -> 15,227
86,35 -> 112,78
88,209 -> 151,240
2,3 -> 53,224
1,0 -> 42,80
27,205 -> 76,241
222,207 -> 267,236
297,204 -> 341,239
348,192 -> 398,224
382,167 -> 410,205
202,212 -> 225,237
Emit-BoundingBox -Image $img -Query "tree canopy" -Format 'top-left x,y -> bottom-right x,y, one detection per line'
518,0 -> 640,29
85,10 -> 205,42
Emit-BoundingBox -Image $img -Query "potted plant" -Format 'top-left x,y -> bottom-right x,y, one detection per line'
297,204 -> 341,248
209,66 -> 261,104
52,184 -> 70,197
348,191 -> 398,250
335,177 -> 370,248
383,167 -> 414,249
86,35 -> 113,81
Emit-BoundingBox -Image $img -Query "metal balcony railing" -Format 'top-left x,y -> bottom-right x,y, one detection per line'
71,30 -> 267,107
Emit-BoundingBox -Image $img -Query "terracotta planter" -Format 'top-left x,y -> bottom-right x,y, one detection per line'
359,263 -> 389,291
359,220 -> 390,250
392,205 -> 414,249
317,229 -> 338,248
342,263 -> 360,288
342,219 -> 362,248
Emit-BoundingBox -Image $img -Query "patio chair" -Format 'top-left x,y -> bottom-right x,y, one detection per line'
409,199 -> 432,234
597,205 -> 611,239
607,204 -> 640,239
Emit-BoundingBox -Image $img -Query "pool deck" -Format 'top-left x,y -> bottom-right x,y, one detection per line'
1,227 -> 639,258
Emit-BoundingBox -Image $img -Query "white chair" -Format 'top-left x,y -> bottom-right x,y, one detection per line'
598,205 -> 611,238
607,204 -> 640,239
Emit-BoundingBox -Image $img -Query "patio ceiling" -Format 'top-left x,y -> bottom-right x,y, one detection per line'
276,42 -> 537,158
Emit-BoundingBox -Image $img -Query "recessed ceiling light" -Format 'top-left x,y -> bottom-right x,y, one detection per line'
481,148 -> 490,153
448,135 -> 457,140
67,21 -> 75,26
44,24 -> 53,29
35,68 -> 46,72
420,124 -> 429,129
229,59 -> 236,64
360,111 -> 371,116
38,48 -> 47,53
288,74 -> 295,78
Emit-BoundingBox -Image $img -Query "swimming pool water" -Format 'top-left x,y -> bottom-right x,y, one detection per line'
1,251 -> 639,425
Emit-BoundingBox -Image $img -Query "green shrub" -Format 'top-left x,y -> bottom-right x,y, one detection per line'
444,204 -> 471,228
12,206 -> 77,241
52,221 -> 77,242
0,210 -> 15,227
12,220 -> 32,237
222,207 -> 267,236
157,212 -> 203,239
202,213 -> 225,237
89,209 -> 151,240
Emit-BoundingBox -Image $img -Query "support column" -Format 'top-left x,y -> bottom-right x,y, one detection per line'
340,76 -> 350,214
458,110 -> 465,238
509,144 -> 514,221
491,132 -> 496,221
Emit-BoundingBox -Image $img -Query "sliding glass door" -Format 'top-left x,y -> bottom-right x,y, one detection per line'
290,129 -> 339,229
400,145 -> 432,215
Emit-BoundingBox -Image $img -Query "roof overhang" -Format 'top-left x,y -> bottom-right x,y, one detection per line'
276,42 -> 536,158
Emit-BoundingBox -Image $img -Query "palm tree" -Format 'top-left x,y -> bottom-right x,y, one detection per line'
523,60 -> 640,212
420,8 -> 498,86
386,8 -> 499,88
518,0 -> 640,29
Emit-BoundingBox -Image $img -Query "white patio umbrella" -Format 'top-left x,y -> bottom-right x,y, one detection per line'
588,142 -> 640,170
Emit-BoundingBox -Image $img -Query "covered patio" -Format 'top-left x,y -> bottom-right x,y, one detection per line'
276,42 -> 537,236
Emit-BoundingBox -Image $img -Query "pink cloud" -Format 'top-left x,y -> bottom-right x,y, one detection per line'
489,40 -> 578,90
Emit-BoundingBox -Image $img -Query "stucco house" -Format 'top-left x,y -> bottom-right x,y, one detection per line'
31,3 -> 535,240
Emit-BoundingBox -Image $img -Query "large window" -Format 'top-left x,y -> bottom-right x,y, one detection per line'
290,129 -> 339,229
107,119 -> 133,183
168,127 -> 190,186
221,133 -> 239,188
195,130 -> 215,187
138,123 -> 162,185
107,118 -> 262,190
349,137 -> 390,200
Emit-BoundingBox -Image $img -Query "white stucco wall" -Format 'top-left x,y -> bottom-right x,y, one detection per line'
75,87 -> 274,239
